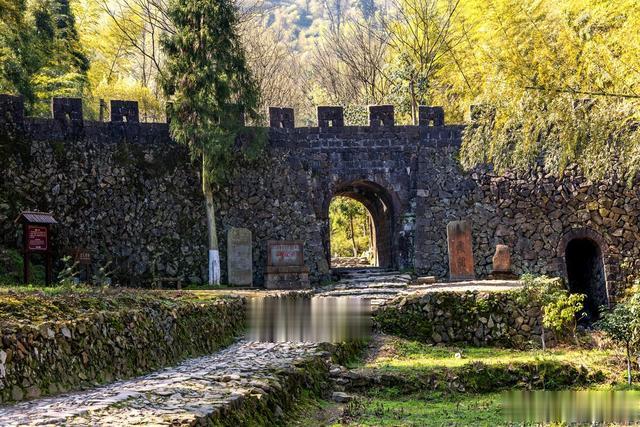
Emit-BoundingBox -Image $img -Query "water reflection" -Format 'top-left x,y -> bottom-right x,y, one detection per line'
247,296 -> 371,343
503,390 -> 640,424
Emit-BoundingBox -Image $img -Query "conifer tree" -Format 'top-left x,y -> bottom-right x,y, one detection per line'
162,0 -> 261,285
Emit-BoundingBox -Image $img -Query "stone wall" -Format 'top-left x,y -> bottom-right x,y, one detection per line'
0,110 -> 208,285
375,290 -> 544,348
414,152 -> 640,298
0,293 -> 245,403
2,95 -> 640,291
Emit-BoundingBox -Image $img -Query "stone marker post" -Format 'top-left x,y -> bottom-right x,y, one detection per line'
446,220 -> 475,281
489,244 -> 517,280
227,228 -> 253,286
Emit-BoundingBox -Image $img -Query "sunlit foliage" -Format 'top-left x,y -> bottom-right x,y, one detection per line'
329,196 -> 373,259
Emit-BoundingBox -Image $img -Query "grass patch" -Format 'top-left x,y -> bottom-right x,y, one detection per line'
350,390 -> 503,426
364,336 -> 620,383
0,285 -> 232,326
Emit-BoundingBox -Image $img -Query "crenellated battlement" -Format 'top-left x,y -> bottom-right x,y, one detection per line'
0,94 -> 469,148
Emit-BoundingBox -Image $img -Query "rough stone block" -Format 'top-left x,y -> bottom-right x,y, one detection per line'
265,240 -> 310,289
111,100 -> 139,123
268,241 -> 304,267
492,244 -> 512,273
369,105 -> 394,128
317,106 -> 344,128
418,106 -> 445,126
0,94 -> 24,126
52,98 -> 83,125
269,107 -> 295,128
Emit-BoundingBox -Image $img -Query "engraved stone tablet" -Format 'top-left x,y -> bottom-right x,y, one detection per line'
447,220 -> 475,280
268,241 -> 304,267
227,228 -> 252,286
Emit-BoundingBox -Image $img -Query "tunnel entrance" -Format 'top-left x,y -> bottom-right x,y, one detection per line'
565,237 -> 608,322
327,181 -> 394,270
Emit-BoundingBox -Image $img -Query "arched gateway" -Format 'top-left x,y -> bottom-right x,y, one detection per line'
326,180 -> 396,269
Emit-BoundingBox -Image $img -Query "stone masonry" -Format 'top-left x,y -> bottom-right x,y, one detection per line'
1,95 -> 640,295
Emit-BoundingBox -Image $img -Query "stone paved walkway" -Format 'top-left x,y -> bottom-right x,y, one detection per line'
0,341 -> 320,426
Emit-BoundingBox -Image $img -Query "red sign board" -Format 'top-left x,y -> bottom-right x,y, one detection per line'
27,225 -> 48,252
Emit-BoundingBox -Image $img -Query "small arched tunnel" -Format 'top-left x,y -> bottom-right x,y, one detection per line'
565,237 -> 608,321
326,180 -> 395,270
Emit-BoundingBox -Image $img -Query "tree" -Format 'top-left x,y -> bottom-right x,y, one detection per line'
597,291 -> 640,386
329,197 -> 372,259
0,0 -> 88,110
241,25 -> 307,124
459,0 -> 640,180
30,0 -> 90,113
517,275 -> 585,349
542,292 -> 585,345
380,0 -> 462,124
162,0 -> 261,285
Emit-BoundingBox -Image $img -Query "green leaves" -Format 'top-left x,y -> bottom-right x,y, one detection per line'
162,0 -> 262,189
596,288 -> 640,347
542,293 -> 585,333
0,0 -> 89,110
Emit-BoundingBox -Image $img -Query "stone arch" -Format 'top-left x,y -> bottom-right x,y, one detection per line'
324,180 -> 398,269
557,228 -> 610,320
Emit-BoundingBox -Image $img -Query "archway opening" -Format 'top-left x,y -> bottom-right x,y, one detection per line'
327,181 -> 395,270
565,238 -> 608,322
329,196 -> 375,268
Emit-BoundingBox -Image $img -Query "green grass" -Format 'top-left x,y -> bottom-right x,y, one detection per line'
349,390 -> 503,426
0,285 -> 230,325
365,337 -> 619,381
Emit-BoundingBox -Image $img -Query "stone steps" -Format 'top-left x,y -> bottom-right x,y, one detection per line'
317,270 -> 415,306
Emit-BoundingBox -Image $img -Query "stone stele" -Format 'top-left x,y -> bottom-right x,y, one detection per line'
446,220 -> 475,281
227,228 -> 253,286
492,244 -> 512,273
265,240 -> 310,289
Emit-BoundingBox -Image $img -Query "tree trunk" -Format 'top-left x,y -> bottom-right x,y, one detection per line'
349,214 -> 357,257
627,342 -> 632,386
203,158 -> 220,285
541,326 -> 546,351
410,79 -> 418,125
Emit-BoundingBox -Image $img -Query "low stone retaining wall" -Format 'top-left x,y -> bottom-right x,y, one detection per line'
0,295 -> 246,403
375,290 -> 543,348
339,360 -> 605,394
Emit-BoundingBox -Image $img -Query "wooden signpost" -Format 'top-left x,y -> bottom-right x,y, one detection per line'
15,212 -> 58,285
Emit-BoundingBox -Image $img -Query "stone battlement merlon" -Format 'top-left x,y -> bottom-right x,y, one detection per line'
0,94 -> 465,147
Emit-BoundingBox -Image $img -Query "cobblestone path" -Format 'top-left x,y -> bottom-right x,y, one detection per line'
0,341 -> 320,426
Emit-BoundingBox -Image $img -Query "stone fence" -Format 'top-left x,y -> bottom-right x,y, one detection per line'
0,295 -> 246,403
375,290 -> 546,348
